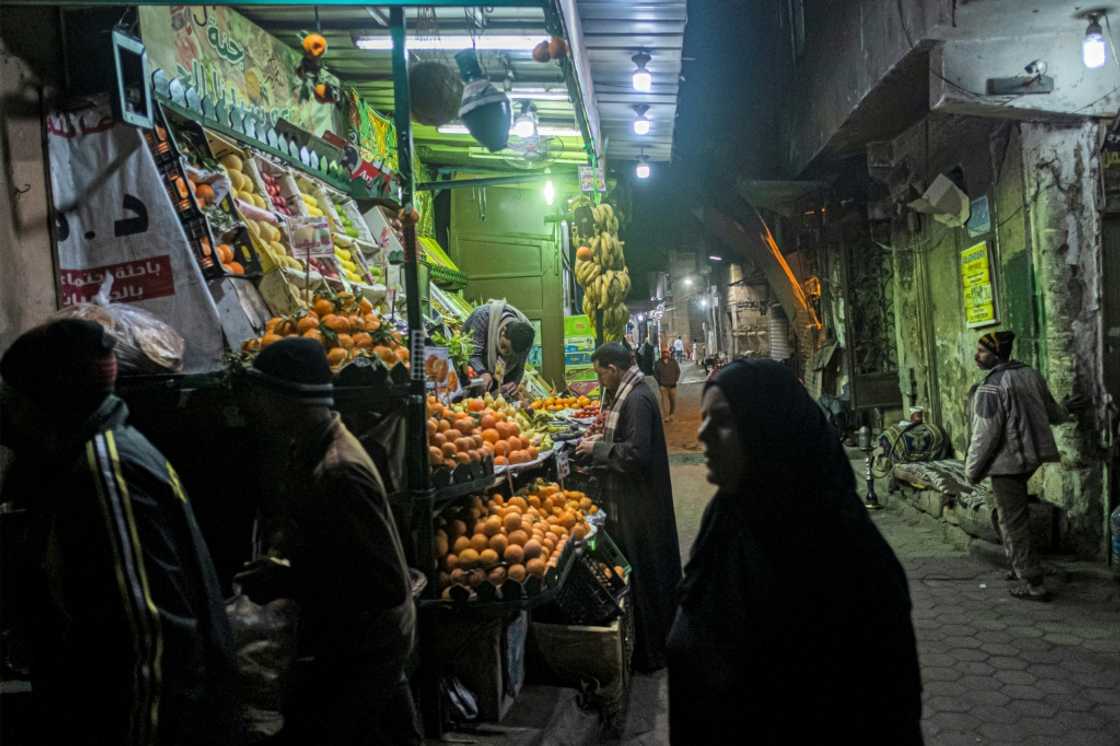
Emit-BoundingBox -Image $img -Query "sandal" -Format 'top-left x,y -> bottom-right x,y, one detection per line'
1009,584 -> 1051,602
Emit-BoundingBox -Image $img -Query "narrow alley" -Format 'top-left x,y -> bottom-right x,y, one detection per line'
611,367 -> 1120,746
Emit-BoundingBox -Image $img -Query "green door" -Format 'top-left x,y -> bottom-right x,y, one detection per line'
450,186 -> 564,385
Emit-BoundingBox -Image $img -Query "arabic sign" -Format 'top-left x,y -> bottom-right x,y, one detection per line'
961,241 -> 999,329
48,98 -> 226,372
287,216 -> 334,259
138,5 -> 341,138
346,89 -> 397,176
579,165 -> 606,193
61,257 -> 174,307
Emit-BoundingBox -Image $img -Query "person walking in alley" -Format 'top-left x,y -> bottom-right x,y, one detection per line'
242,338 -> 421,745
966,330 -> 1084,602
576,342 -> 682,672
667,359 -> 922,744
673,335 -> 685,362
655,347 -> 682,421
0,319 -> 242,745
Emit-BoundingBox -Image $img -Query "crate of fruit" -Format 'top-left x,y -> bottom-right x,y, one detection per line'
251,156 -> 304,218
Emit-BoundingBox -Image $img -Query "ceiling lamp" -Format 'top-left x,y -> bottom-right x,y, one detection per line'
513,101 -> 538,139
1084,14 -> 1107,69
635,154 -> 651,179
355,34 -> 539,51
632,104 -> 651,135
631,51 -> 652,92
455,49 -> 511,152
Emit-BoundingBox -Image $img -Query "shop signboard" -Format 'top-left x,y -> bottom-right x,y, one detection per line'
579,164 -> 606,193
423,346 -> 460,401
960,241 -> 999,328
139,5 -> 341,138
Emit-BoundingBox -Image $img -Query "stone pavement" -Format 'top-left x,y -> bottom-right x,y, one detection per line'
880,507 -> 1120,746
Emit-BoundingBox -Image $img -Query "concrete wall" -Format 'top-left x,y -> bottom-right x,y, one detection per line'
886,112 -> 1105,557
0,8 -> 64,353
784,0 -> 951,175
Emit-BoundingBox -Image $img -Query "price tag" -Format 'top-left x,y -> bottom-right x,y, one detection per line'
555,448 -> 571,482
287,216 -> 334,259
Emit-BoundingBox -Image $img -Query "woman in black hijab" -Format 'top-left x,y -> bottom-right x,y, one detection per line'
666,359 -> 923,744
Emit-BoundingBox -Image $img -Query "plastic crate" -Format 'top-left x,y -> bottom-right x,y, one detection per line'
550,530 -> 631,626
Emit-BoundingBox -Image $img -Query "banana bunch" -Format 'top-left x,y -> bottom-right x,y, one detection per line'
573,202 -> 631,340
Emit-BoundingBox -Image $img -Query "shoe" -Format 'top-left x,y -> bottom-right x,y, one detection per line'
1009,583 -> 1051,602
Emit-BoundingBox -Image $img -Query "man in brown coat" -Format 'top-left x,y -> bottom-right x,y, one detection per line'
242,338 -> 420,744
966,330 -> 1084,602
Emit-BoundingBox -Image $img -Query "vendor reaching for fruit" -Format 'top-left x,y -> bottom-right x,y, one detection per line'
464,299 -> 536,396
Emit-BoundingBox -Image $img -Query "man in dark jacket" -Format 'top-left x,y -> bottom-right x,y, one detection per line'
966,330 -> 1082,602
242,338 -> 420,745
0,319 -> 241,745
576,343 -> 681,671
654,347 -> 682,421
464,300 -> 535,395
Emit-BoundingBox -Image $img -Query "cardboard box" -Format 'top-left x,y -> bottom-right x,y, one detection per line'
432,610 -> 527,722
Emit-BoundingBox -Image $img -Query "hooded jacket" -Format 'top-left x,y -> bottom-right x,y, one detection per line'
965,361 -> 1067,483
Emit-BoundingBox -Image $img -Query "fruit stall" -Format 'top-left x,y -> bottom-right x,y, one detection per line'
11,1 -> 651,739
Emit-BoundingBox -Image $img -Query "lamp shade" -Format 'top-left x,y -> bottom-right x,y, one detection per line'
456,49 -> 512,152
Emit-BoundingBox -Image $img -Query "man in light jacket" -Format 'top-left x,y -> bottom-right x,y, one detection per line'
965,330 -> 1083,602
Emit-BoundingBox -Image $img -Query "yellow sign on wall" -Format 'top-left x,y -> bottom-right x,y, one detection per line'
961,241 -> 998,328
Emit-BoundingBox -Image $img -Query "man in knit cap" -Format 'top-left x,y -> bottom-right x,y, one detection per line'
966,330 -> 1085,601
241,337 -> 420,745
0,319 -> 241,744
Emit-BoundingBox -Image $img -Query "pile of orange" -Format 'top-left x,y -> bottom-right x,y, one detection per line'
242,291 -> 409,370
434,481 -> 597,597
426,396 -> 539,469
530,394 -> 593,412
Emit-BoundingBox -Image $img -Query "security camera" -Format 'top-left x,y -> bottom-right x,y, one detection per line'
1024,60 -> 1048,76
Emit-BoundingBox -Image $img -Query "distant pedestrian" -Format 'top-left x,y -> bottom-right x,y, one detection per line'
673,336 -> 685,362
654,347 -> 681,421
668,359 -> 922,744
576,343 -> 681,672
966,330 -> 1084,602
0,319 -> 242,745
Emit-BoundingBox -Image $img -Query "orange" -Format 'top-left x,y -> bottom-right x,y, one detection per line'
313,298 -> 335,317
216,243 -> 234,263
482,515 -> 502,537
452,536 -> 471,554
438,419 -> 451,433
426,419 -> 438,436
303,32 -> 328,58
297,316 -> 319,333
326,348 -> 348,366
224,261 -> 245,275
526,558 -> 547,577
470,533 -> 489,552
265,317 -> 284,333
374,345 -> 396,364
478,549 -> 499,569
480,414 -> 497,430
454,452 -> 470,465
352,332 -> 373,349
336,333 -> 355,350
358,297 -> 373,315
468,399 -> 485,412
504,545 -> 524,564
482,428 -> 500,444
260,333 -> 283,349
302,328 -> 324,343
321,314 -> 351,333
522,539 -> 542,560
494,455 -> 508,466
507,564 -> 527,582
196,183 -> 216,204
457,548 -> 480,570
488,534 -> 508,554
440,443 -> 457,458
493,440 -> 509,457
395,347 -> 410,364
362,315 -> 381,332
503,513 -> 522,533
429,446 -> 444,465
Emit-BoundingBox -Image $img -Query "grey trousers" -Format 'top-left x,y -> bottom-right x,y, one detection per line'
990,473 -> 1042,584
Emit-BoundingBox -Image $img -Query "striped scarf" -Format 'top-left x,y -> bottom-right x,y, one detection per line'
601,365 -> 645,444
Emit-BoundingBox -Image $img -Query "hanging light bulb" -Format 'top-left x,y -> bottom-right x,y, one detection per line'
543,179 -> 556,206
1084,14 -> 1107,69
631,51 -> 652,92
635,155 -> 651,179
513,101 -> 538,139
632,104 -> 651,136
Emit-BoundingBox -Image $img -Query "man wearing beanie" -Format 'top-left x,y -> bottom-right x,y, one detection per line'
966,329 -> 1084,602
0,319 -> 241,744
242,337 -> 420,745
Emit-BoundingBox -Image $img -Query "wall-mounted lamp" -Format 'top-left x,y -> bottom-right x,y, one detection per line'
1085,13 -> 1107,69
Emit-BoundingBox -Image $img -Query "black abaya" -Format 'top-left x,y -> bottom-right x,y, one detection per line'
666,360 -> 923,744
591,382 -> 682,671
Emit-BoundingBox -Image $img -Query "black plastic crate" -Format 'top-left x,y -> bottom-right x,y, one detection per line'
550,529 -> 631,626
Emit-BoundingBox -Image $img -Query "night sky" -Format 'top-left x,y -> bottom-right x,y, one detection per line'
620,1 -> 784,300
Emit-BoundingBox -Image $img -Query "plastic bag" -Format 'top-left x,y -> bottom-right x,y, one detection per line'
225,588 -> 300,743
53,274 -> 185,374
